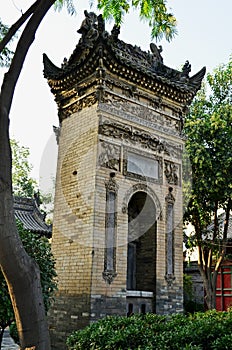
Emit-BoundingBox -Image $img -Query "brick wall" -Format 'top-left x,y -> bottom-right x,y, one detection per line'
50,96 -> 185,348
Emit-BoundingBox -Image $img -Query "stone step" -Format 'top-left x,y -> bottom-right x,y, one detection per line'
2,329 -> 19,350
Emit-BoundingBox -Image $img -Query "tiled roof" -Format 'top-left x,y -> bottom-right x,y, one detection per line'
14,197 -> 52,238
43,11 -> 206,104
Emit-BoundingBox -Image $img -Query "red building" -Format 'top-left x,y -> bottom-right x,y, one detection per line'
216,259 -> 232,311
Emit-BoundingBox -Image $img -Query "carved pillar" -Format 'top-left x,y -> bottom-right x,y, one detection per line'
102,172 -> 118,284
165,187 -> 175,286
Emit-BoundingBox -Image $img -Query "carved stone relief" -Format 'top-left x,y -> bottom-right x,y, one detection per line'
164,160 -> 180,186
103,173 -> 118,284
122,183 -> 162,220
105,172 -> 119,193
98,141 -> 121,171
53,126 -> 60,145
99,118 -> 182,159
165,187 -> 175,286
60,92 -> 97,119
100,91 -> 182,135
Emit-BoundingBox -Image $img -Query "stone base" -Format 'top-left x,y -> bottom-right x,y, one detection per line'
156,282 -> 184,314
48,293 -> 91,350
126,290 -> 154,315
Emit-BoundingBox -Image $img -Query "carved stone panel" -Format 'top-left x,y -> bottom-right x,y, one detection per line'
164,160 -> 180,186
99,91 -> 182,136
103,174 -> 118,284
123,148 -> 162,184
99,118 -> 182,159
98,141 -> 121,171
60,92 -> 98,120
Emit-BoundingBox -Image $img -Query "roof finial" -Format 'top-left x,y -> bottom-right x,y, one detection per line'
77,10 -> 99,46
111,24 -> 120,40
150,43 -> 163,63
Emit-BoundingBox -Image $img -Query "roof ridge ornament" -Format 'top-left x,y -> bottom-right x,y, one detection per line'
77,11 -> 108,49
77,10 -> 99,47
111,24 -> 120,41
150,43 -> 163,63
43,10 -> 206,103
180,60 -> 191,82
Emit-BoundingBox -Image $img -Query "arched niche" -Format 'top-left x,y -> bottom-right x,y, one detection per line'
126,191 -> 157,294
122,183 -> 162,221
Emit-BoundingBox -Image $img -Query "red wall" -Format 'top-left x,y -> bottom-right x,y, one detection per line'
216,261 -> 232,311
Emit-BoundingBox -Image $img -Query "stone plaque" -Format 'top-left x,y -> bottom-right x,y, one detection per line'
127,152 -> 159,179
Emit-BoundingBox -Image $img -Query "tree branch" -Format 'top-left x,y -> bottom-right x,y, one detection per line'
1,0 -> 56,116
0,0 -> 41,54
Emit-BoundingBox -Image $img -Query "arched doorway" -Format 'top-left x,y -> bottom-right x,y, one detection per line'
127,191 -> 157,293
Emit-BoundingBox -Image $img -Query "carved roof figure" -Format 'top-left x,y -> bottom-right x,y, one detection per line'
43,11 -> 206,122
150,43 -> 163,63
14,196 -> 52,238
77,10 -> 99,48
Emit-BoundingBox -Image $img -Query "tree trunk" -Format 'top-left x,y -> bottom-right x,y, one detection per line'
0,109 -> 51,349
0,1 -> 55,348
198,246 -> 219,310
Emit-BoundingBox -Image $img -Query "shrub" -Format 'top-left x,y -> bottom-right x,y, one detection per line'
66,310 -> 232,350
6,221 -> 57,344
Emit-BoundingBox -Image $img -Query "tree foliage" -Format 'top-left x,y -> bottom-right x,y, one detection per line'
0,21 -> 14,67
54,0 -> 77,15
11,138 -> 37,197
97,0 -> 177,41
67,311 -> 232,350
184,56 -> 232,309
0,220 -> 57,347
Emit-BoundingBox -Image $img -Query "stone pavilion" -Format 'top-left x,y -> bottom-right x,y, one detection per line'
43,11 -> 205,349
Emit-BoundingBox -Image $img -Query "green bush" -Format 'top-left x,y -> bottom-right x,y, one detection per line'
66,310 -> 232,350
5,221 -> 57,344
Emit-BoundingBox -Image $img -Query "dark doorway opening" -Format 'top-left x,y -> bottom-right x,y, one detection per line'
127,191 -> 157,292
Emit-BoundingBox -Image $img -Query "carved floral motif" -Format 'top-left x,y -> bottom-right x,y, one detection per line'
105,173 -> 119,193
165,186 -> 175,204
165,274 -> 176,287
102,270 -> 117,284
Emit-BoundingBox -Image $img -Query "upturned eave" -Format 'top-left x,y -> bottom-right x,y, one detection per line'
43,11 -> 206,106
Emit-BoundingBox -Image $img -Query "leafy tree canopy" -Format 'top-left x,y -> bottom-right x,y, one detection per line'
11,138 -> 37,197
184,56 -> 232,309
185,56 -> 232,230
0,21 -> 13,67
97,0 -> 177,41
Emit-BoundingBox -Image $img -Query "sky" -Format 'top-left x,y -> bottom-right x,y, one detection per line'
1,0 -> 232,194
